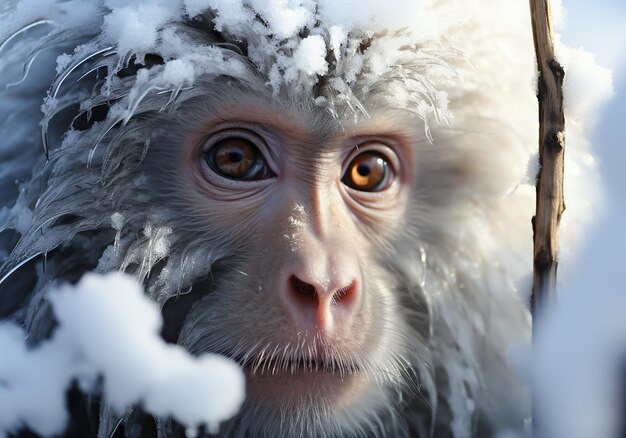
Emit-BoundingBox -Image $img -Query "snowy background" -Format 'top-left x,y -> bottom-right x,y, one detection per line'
561,0 -> 626,287
533,1 -> 626,438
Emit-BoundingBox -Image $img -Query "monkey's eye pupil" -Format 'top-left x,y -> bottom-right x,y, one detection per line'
342,151 -> 391,192
357,163 -> 371,177
228,151 -> 244,163
204,137 -> 273,180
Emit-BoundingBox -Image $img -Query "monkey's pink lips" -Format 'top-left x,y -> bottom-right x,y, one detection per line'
236,354 -> 366,405
216,350 -> 366,403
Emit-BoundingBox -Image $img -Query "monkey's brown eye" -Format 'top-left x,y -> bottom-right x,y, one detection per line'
342,151 -> 391,192
204,137 -> 273,180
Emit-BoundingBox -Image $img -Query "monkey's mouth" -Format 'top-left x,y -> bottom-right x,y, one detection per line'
227,353 -> 362,377
230,351 -> 369,407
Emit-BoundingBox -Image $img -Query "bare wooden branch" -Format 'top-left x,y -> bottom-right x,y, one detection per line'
529,0 -> 565,321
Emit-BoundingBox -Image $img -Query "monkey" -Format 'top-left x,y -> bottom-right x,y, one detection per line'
1,0 -> 605,436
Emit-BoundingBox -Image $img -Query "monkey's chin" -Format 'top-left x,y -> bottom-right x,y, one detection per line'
219,368 -> 392,438
244,367 -> 368,410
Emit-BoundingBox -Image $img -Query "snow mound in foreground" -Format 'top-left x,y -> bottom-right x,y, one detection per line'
0,272 -> 245,437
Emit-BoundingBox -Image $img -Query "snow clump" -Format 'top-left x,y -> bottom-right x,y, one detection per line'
0,272 -> 245,437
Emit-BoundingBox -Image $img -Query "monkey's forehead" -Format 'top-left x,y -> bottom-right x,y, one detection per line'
177,84 -> 428,150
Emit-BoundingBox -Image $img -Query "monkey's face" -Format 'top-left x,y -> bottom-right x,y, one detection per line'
152,91 -> 425,434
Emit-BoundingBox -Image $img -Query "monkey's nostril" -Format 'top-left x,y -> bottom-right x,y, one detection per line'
283,273 -> 360,332
290,275 -> 317,298
333,280 -> 356,304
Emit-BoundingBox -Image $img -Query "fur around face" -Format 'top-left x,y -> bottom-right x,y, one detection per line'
0,0 -> 605,437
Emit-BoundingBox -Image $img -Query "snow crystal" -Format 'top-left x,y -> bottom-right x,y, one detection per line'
328,25 -> 346,61
289,35 -> 328,78
0,273 -> 245,437
524,153 -> 540,186
162,59 -> 196,86
101,2 -> 182,57
110,212 -> 124,231
247,0 -> 312,39
142,224 -> 172,259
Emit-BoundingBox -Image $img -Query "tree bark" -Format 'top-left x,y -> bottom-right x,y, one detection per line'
529,0 -> 565,324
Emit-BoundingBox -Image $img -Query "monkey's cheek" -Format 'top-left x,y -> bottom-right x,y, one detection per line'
244,369 -> 367,410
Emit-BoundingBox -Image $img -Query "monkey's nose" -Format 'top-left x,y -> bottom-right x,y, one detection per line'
281,274 -> 359,333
